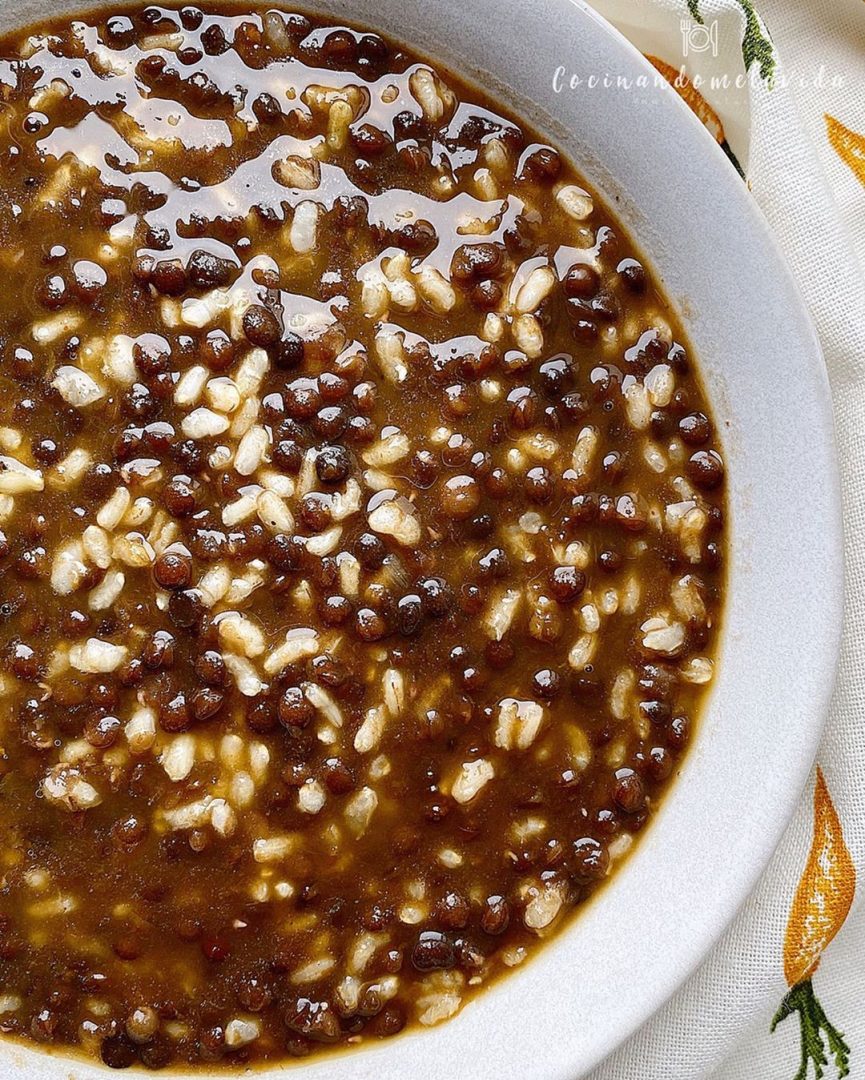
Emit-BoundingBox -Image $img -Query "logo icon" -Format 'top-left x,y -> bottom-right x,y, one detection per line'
680,18 -> 719,58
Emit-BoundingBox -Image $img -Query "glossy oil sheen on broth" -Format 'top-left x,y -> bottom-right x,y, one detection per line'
0,4 -> 725,1069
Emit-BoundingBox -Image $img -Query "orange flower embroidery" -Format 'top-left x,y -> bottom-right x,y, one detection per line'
772,768 -> 855,1079
646,56 -> 726,143
825,114 -> 865,188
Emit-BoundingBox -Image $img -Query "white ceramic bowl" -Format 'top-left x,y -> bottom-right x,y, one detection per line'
1,0 -> 843,1077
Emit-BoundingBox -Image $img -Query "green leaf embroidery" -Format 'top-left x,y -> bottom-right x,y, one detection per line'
721,140 -> 745,179
771,980 -> 851,1080
735,0 -> 776,83
685,0 -> 776,85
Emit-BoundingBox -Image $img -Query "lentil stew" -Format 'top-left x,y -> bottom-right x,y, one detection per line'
0,4 -> 726,1069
